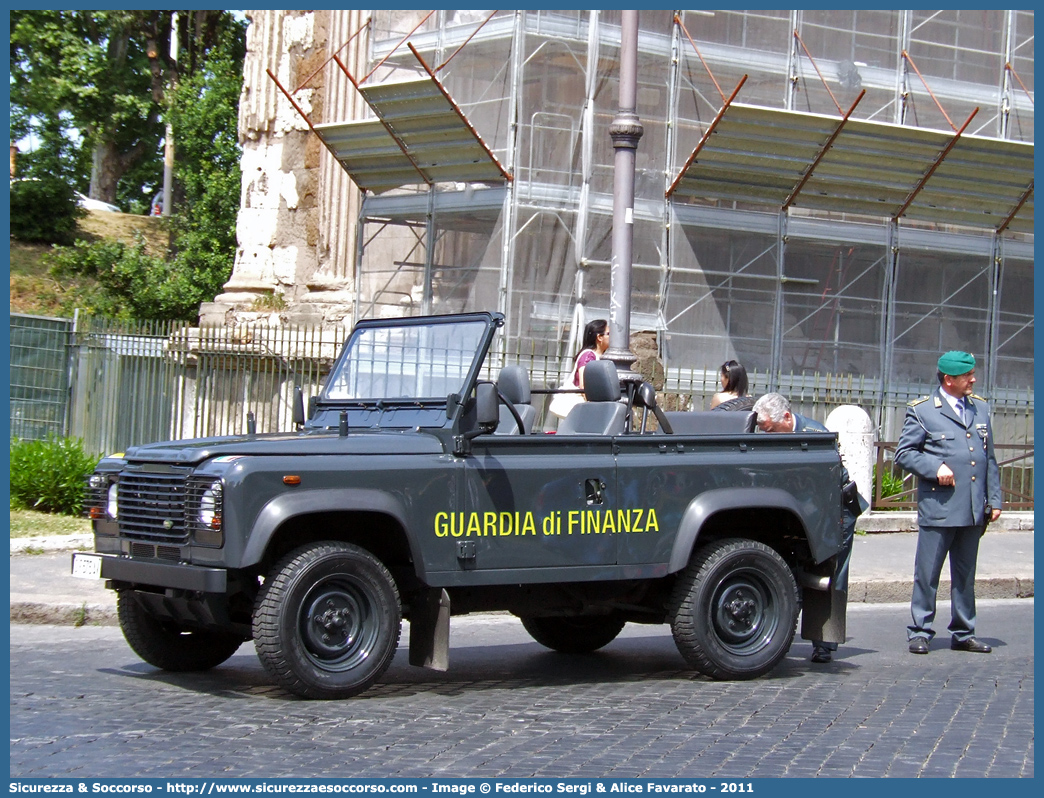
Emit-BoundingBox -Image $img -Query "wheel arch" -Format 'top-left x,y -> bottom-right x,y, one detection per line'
667,488 -> 810,574
240,489 -> 423,582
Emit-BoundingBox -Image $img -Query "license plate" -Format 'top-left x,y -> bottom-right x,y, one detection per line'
71,553 -> 102,580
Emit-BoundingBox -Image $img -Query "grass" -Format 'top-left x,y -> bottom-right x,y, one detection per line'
9,209 -> 168,317
9,508 -> 91,538
78,209 -> 169,256
9,242 -> 78,317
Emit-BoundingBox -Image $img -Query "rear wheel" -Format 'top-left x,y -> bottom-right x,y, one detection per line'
117,592 -> 245,671
253,542 -> 401,699
520,614 -> 626,653
670,538 -> 798,680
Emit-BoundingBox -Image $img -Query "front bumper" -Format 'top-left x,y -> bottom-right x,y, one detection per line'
71,553 -> 227,593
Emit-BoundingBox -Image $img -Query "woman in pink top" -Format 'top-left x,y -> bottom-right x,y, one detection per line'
574,319 -> 609,392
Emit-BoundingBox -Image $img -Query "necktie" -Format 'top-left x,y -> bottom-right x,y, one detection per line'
956,399 -> 967,425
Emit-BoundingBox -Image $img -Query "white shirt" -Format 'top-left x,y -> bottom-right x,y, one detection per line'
941,389 -> 965,420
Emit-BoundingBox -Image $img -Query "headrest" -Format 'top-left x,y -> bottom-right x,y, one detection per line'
582,359 -> 621,402
497,365 -> 531,404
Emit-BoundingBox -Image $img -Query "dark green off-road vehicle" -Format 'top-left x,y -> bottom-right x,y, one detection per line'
74,311 -> 852,699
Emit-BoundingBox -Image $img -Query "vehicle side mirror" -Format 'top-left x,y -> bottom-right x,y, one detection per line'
455,382 -> 500,456
474,382 -> 500,432
307,396 -> 317,420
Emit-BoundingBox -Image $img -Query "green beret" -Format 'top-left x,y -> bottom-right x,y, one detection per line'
938,350 -> 976,376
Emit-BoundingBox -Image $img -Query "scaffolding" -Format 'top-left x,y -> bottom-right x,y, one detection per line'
272,10 -> 1033,439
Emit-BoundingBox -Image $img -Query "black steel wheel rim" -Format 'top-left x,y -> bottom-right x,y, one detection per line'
709,568 -> 778,654
299,576 -> 379,672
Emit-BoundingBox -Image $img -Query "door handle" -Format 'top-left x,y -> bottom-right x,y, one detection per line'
585,478 -> 607,505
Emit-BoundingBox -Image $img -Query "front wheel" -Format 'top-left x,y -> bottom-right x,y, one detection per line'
670,538 -> 798,680
253,542 -> 401,699
117,592 -> 245,671
520,614 -> 626,653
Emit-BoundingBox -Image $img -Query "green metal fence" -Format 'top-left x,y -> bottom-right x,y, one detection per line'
10,314 -> 73,441
9,313 -> 1033,510
66,316 -> 186,456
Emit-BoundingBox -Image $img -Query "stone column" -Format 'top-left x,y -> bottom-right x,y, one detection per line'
826,404 -> 874,505
200,10 -> 366,327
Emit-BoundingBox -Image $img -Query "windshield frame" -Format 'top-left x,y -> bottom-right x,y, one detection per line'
318,312 -> 502,409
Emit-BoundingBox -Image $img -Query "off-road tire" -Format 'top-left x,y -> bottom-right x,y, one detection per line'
253,542 -> 401,700
670,538 -> 798,680
520,614 -> 626,653
117,592 -> 245,671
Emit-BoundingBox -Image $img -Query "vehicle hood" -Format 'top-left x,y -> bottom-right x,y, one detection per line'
122,429 -> 447,465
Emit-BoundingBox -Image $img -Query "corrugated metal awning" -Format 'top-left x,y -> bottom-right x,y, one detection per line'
314,77 -> 511,194
668,103 -> 1033,234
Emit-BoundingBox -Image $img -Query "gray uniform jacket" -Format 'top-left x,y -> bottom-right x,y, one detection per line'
894,389 -> 1001,528
793,413 -> 827,434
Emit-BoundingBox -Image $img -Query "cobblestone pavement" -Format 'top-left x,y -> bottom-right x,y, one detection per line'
10,601 -> 1033,779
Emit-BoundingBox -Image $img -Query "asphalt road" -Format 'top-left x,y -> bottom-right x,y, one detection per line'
10,599 -> 1033,779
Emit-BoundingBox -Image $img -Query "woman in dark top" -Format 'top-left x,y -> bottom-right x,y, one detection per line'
710,359 -> 754,411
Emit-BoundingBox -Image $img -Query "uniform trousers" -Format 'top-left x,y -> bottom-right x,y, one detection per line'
908,524 -> 982,642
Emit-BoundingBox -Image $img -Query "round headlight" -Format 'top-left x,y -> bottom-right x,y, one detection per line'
106,482 -> 119,519
199,482 -> 223,529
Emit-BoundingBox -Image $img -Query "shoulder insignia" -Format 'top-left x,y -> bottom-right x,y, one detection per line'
908,396 -> 929,407
971,394 -> 986,402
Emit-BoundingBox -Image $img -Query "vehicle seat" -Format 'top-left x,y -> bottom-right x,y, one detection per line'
495,365 -> 536,434
557,359 -> 627,435
662,410 -> 757,434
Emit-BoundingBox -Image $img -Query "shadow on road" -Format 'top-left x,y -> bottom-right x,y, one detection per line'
98,633 -> 862,701
90,608 -> 1026,702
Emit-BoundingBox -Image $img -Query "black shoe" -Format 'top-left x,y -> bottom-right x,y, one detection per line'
951,636 -> 992,653
811,645 -> 832,663
909,637 -> 929,654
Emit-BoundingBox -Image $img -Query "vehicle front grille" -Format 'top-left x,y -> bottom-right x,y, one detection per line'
118,469 -> 191,544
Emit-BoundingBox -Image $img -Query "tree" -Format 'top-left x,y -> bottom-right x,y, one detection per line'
31,12 -> 248,322
10,10 -> 245,209
161,23 -> 247,318
10,11 -> 163,205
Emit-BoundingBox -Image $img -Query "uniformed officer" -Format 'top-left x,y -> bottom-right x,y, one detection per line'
895,351 -> 1002,655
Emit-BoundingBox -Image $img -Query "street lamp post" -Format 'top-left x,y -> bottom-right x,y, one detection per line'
605,10 -> 643,385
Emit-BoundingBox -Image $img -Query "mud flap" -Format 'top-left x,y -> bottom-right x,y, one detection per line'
800,584 -> 847,645
408,588 -> 450,671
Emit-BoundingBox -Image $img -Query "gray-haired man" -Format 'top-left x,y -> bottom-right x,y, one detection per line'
752,393 -> 863,664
